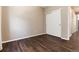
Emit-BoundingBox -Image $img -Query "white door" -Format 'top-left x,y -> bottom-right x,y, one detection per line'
46,9 -> 61,37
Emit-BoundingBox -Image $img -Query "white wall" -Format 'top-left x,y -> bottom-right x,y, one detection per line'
2,6 -> 76,42
68,7 -> 77,37
72,11 -> 77,33
68,7 -> 72,38
2,6 -> 45,41
45,6 -> 69,40
61,7 -> 69,39
0,7 -> 2,50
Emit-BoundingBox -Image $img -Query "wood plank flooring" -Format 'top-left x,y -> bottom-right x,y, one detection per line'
1,32 -> 79,52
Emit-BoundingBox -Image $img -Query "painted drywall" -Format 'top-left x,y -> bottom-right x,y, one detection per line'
2,7 -> 10,41
45,6 -> 69,40
68,7 -> 72,37
0,7 -> 2,50
2,6 -> 45,41
68,7 -> 77,36
71,10 -> 77,33
61,7 -> 69,39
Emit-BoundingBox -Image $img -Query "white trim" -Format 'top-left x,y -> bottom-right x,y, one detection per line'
61,33 -> 72,40
61,37 -> 67,40
2,33 -> 70,44
61,37 -> 69,40
47,33 -> 69,40
2,33 -> 46,43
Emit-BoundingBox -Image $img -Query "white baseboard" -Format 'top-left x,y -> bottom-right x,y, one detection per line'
61,34 -> 72,40
2,33 -> 71,43
61,37 -> 69,40
47,33 -> 70,40
2,33 -> 46,43
61,37 -> 66,40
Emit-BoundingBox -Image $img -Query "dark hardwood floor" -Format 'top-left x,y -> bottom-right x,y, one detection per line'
1,32 -> 79,52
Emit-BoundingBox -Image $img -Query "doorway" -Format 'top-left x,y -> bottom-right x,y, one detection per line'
77,14 -> 79,31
